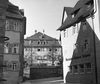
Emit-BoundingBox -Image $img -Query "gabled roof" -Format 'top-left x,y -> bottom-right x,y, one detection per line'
24,32 -> 61,47
57,0 -> 93,31
25,32 -> 58,41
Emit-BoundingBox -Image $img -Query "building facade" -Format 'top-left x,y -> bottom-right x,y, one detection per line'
58,0 -> 100,84
0,1 -> 26,84
0,0 -> 8,83
24,32 -> 62,67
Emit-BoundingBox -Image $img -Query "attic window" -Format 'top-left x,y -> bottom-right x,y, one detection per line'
42,35 -> 44,38
73,8 -> 80,16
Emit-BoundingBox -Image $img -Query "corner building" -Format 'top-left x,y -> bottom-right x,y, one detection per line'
58,0 -> 100,84
0,1 -> 26,84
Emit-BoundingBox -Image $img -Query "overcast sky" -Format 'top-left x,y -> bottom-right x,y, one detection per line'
9,0 -> 78,39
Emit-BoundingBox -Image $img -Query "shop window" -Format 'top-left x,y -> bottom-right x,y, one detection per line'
73,65 -> 78,73
79,64 -> 84,73
85,63 -> 91,72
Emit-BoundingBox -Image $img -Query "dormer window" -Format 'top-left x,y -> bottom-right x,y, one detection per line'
71,8 -> 80,17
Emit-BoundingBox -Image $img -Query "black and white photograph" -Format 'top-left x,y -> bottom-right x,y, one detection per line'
0,0 -> 99,84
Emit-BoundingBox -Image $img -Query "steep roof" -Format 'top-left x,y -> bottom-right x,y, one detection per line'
6,1 -> 24,19
25,32 -> 58,41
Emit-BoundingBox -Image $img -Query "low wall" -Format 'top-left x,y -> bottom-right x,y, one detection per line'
30,66 -> 63,79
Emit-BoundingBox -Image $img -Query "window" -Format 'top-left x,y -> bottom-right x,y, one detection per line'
4,43 -> 9,53
85,63 -> 91,72
12,63 -> 17,71
73,65 -> 78,73
79,64 -> 84,73
25,48 -> 27,51
14,48 -> 17,53
49,49 -> 52,51
72,26 -> 76,34
37,48 -> 40,51
5,19 -> 22,32
38,41 -> 40,44
5,20 -> 9,30
83,23 -> 87,31
9,47 -> 12,53
55,49 -> 57,51
12,44 -> 19,54
69,66 -> 72,73
41,41 -> 42,44
46,41 -> 48,44
3,61 -> 7,71
43,56 -> 47,59
44,42 -> 45,45
84,40 -> 89,51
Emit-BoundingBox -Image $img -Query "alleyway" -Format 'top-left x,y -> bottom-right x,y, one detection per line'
21,77 -> 64,84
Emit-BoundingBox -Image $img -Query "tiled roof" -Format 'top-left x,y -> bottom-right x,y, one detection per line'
57,0 -> 93,31
6,1 -> 23,19
24,32 -> 61,47
25,32 -> 57,41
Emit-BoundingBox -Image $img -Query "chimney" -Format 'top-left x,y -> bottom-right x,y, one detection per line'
20,9 -> 24,16
35,30 -> 37,34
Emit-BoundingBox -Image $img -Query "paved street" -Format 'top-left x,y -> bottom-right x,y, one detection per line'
21,77 -> 64,84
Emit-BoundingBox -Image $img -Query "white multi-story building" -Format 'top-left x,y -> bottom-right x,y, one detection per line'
0,1 -> 26,84
24,31 -> 62,66
58,0 -> 100,84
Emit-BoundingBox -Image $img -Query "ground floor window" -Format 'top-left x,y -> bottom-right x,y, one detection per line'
85,63 -> 91,72
3,61 -> 19,71
69,63 -> 92,74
